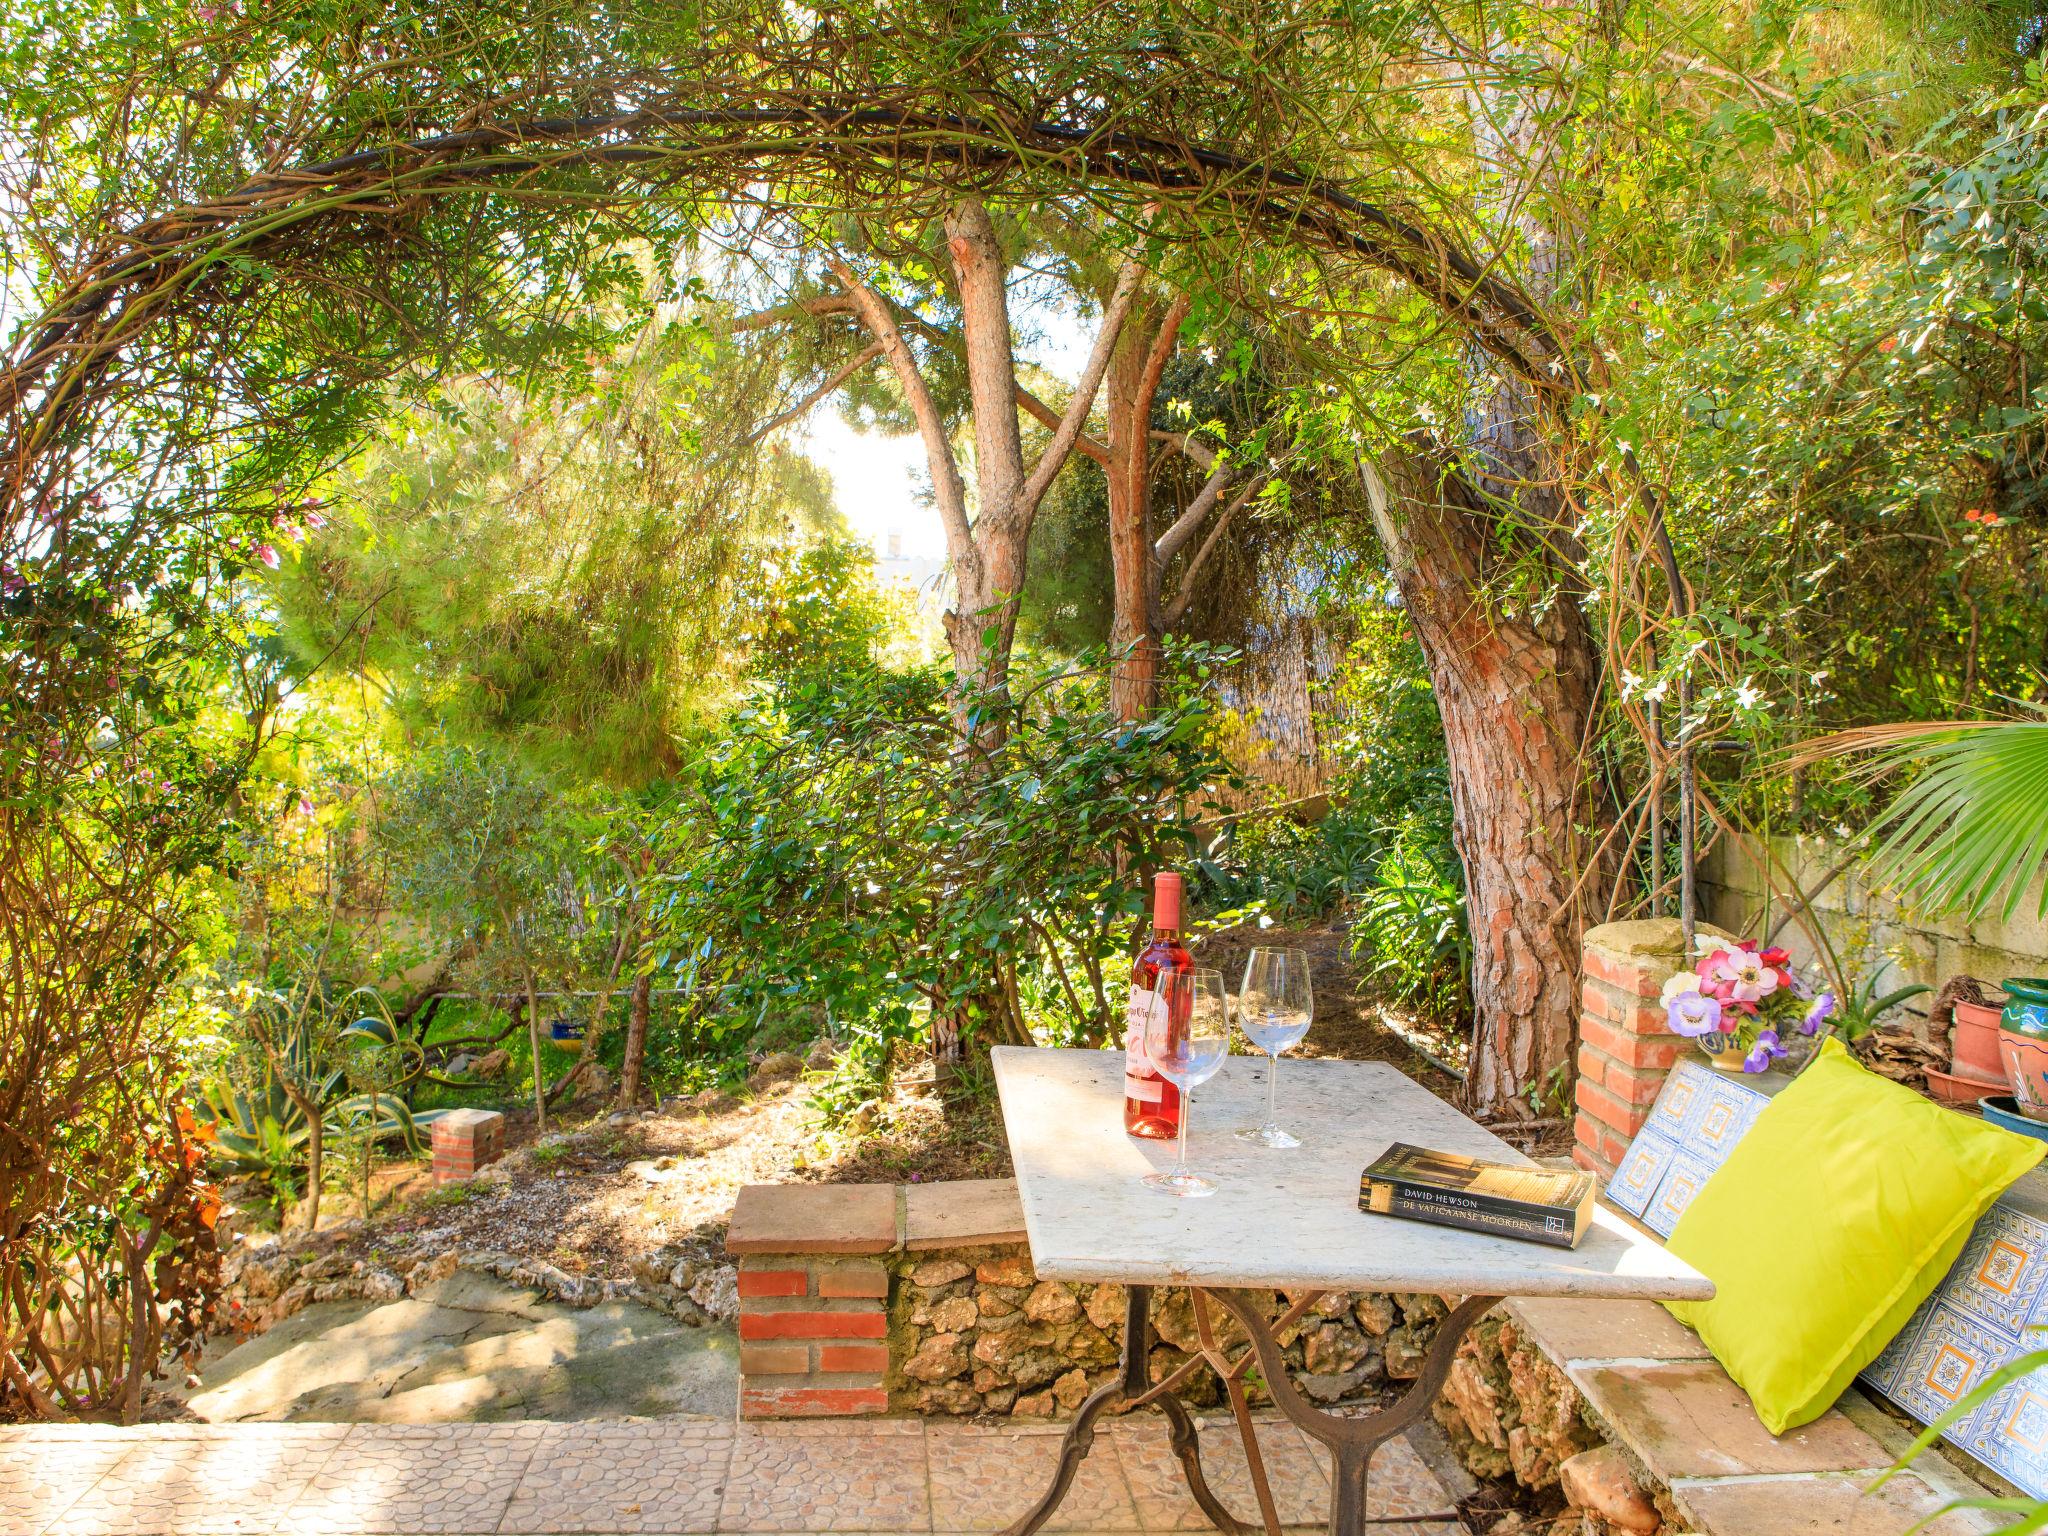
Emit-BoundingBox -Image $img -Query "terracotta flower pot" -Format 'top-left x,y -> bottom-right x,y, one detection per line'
1953,1000 -> 2006,1080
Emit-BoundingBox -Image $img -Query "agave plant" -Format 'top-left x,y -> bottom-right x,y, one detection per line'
1797,708 -> 2048,922
203,988 -> 442,1182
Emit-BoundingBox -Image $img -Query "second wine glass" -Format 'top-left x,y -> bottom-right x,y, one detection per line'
1235,946 -> 1312,1148
1141,968 -> 1230,1197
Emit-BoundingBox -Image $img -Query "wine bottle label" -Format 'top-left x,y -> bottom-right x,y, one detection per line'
1124,990 -> 1163,1102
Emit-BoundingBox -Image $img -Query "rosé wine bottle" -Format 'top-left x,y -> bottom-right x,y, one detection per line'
1124,871 -> 1193,1139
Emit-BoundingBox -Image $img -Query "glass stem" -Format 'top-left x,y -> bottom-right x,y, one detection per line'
1266,1050 -> 1279,1129
1177,1086 -> 1192,1175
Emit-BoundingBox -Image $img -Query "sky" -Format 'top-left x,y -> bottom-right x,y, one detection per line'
795,294 -> 1096,561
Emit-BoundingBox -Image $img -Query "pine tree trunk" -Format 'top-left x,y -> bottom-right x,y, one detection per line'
1364,456 -> 1608,1116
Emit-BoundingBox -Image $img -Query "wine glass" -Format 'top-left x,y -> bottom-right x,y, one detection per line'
1235,947 -> 1312,1148
1142,968 -> 1231,1197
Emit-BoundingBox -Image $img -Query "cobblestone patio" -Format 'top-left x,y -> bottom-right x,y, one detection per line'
0,1415 -> 1459,1536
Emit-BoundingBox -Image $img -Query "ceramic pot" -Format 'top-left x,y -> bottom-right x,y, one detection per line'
1696,1030 -> 1750,1073
1998,1029 -> 2048,1120
1983,1095 -> 2048,1141
2003,979 -> 2048,1039
1926,1065 -> 2005,1108
1953,999 -> 2006,1079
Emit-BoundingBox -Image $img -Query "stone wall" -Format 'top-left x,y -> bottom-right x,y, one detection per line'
1702,834 -> 2048,1004
890,1241 -> 1443,1419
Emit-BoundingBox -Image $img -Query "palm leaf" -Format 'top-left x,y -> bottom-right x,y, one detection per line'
1792,714 -> 2048,923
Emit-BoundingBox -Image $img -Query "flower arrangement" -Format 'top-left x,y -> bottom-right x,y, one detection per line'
1660,938 -> 1838,1072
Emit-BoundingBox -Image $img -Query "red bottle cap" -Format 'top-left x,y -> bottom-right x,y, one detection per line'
1154,871 -> 1182,930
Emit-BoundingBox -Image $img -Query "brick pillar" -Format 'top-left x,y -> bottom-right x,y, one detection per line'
728,1184 -> 898,1418
1574,919 -> 1692,1181
430,1108 -> 505,1184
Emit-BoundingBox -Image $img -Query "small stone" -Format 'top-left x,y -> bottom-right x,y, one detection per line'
903,1333 -> 971,1384
930,1295 -> 979,1333
912,1258 -> 972,1288
1444,1356 -> 1507,1449
1052,1368 -> 1090,1410
978,1287 -> 1022,1319
1303,1323 -> 1369,1377
406,1253 -> 458,1293
688,1265 -> 739,1319
983,1387 -> 1018,1414
1300,1370 -> 1367,1404
1023,1281 -> 1080,1326
236,1250 -> 293,1300
750,1050 -> 804,1085
972,1366 -> 1001,1393
918,1381 -> 982,1415
669,1257 -> 705,1292
357,1267 -> 405,1303
975,1254 -> 1035,1287
806,1036 -> 839,1068
1353,1295 -> 1398,1336
629,1247 -> 682,1288
1085,1283 -> 1127,1331
1012,1388 -> 1055,1417
1396,1292 -> 1449,1324
1383,1327 -> 1425,1380
1559,1446 -> 1660,1535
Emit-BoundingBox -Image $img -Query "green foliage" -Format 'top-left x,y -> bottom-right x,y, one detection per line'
1352,827 -> 1472,1023
203,988 -> 439,1190
646,646 -> 1234,1093
1830,973 -> 1936,1043
1852,718 -> 2048,922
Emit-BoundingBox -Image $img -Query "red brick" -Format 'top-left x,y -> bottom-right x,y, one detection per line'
1573,1144 -> 1615,1179
818,1343 -> 889,1374
816,1262 -> 888,1300
1604,1059 -> 1669,1108
737,1269 -> 808,1299
1575,1076 -> 1647,1140
739,1309 -> 887,1341
1576,1049 -> 1605,1089
1583,948 -> 1662,997
1581,1015 -> 1683,1070
740,1385 -> 887,1418
1581,978 -> 1624,1025
739,1342 -> 811,1375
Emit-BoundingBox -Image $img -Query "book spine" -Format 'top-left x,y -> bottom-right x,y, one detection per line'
1361,1180 -> 1575,1249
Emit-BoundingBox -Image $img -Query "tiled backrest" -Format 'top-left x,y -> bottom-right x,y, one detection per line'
1611,1060 -> 2048,1497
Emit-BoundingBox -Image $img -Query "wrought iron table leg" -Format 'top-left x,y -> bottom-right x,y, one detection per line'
1209,1290 -> 1498,1536
1000,1285 -> 1260,1536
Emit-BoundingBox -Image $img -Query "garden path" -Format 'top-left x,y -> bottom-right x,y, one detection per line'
0,1413 -> 1460,1535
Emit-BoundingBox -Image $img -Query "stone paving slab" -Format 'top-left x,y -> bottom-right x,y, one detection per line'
0,1415 -> 1457,1536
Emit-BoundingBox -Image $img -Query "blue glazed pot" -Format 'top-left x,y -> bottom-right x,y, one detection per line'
1982,1095 -> 2048,1139
2004,979 -> 2048,1040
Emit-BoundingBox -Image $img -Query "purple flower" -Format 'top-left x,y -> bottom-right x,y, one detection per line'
1666,989 -> 1723,1038
1800,991 -> 1837,1036
1743,1029 -> 1787,1073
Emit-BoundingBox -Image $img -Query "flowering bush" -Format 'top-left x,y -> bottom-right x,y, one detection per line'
1661,939 -> 1838,1072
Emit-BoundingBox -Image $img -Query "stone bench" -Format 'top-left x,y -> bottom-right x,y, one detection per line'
1520,917 -> 2033,1534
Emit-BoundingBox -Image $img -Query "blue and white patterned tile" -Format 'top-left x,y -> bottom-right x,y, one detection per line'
1608,1128 -> 1678,1219
1949,1358 -> 2048,1495
1873,1300 -> 2015,1427
1941,1207 -> 2048,1335
1645,1150 -> 1719,1237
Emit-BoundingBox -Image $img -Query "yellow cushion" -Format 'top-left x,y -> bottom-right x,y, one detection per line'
1664,1037 -> 2043,1434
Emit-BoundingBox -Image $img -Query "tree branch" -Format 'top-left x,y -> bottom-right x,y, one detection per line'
1154,456 -> 1236,563
826,256 -> 974,568
743,339 -> 884,444
1020,254 -> 1144,512
1162,475 -> 1264,626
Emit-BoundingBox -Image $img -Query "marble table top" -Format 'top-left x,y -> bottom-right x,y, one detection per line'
992,1047 -> 1713,1301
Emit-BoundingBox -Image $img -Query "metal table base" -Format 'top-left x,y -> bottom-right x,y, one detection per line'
1002,1285 -> 1494,1536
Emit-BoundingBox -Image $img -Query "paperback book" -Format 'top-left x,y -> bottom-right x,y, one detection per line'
1358,1141 -> 1596,1249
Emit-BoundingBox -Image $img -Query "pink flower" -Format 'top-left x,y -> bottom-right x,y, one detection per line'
253,544 -> 280,569
1705,947 -> 1779,1004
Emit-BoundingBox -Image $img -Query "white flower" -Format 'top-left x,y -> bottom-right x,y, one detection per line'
1661,972 -> 1705,1005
